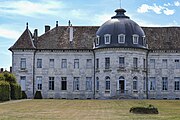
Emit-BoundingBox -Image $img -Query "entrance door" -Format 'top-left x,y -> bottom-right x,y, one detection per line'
119,80 -> 125,93
20,76 -> 26,91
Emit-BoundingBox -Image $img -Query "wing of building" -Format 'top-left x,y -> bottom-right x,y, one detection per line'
9,8 -> 180,99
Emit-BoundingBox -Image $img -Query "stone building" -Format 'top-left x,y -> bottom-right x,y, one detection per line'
9,8 -> 180,99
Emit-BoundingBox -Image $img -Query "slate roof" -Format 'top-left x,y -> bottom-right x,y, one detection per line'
9,25 -> 180,51
9,28 -> 35,50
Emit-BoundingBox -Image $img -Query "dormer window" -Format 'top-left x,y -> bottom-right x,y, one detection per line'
96,36 -> 100,46
118,34 -> 125,43
142,36 -> 146,46
133,34 -> 139,44
104,34 -> 111,44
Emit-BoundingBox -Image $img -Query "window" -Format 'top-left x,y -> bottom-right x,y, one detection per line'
74,59 -> 79,69
61,77 -> 67,90
150,59 -> 155,69
96,58 -> 99,69
49,59 -> 54,68
73,77 -> 79,91
133,77 -> 138,90
143,77 -> 146,91
86,59 -> 92,69
143,59 -> 146,70
149,77 -> 156,91
20,58 -> 26,69
104,34 -> 111,44
119,57 -> 125,68
96,36 -> 100,45
37,76 -> 42,90
37,59 -> 42,68
86,77 -> 92,91
118,34 -> 125,43
61,59 -> 67,68
162,59 -> 167,69
175,59 -> 180,69
105,76 -> 110,90
133,57 -> 138,69
162,77 -> 168,91
133,34 -> 139,44
96,77 -> 99,91
49,77 -> 54,90
105,57 -> 110,69
142,36 -> 146,46
174,77 -> 180,91
20,76 -> 26,91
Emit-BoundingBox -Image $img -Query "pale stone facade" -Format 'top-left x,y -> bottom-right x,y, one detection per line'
9,8 -> 180,99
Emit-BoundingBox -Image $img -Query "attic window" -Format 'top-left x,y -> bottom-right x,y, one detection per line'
104,34 -> 111,44
96,36 -> 100,46
142,36 -> 146,46
133,34 -> 139,44
118,34 -> 125,43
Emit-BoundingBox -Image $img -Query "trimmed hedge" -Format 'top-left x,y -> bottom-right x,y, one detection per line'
130,104 -> 159,114
22,91 -> 27,99
0,81 -> 10,101
10,83 -> 22,100
34,91 -> 43,99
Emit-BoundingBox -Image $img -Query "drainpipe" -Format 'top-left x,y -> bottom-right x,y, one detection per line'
93,50 -> 96,99
33,50 -> 37,96
146,50 -> 149,99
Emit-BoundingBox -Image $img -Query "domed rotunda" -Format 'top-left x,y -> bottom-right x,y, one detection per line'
95,8 -> 147,49
94,8 -> 148,99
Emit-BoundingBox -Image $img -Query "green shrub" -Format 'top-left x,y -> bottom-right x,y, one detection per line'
129,104 -> 159,114
3,72 -> 16,83
22,91 -> 27,99
11,83 -> 22,100
0,73 -> 5,81
34,91 -> 43,99
0,81 -> 10,101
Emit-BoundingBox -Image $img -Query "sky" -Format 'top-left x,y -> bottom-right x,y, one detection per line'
0,0 -> 180,70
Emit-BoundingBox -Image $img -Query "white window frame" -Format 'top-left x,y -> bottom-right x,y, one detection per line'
20,58 -> 26,70
49,59 -> 54,68
149,77 -> 156,91
104,34 -> 111,44
37,59 -> 42,68
174,77 -> 180,91
86,77 -> 92,91
37,76 -> 42,90
73,77 -> 80,91
133,34 -> 139,44
61,59 -> 67,68
162,59 -> 167,69
142,36 -> 146,46
105,76 -> 110,91
118,34 -> 125,43
96,36 -> 100,46
162,77 -> 168,91
133,77 -> 138,91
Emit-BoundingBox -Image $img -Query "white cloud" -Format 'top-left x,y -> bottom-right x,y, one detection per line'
163,8 -> 175,15
0,0 -> 64,17
174,1 -> 180,6
0,26 -> 21,40
137,3 -> 175,15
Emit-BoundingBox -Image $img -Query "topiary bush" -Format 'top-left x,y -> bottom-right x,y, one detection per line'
22,91 -> 27,99
0,81 -> 10,101
130,104 -> 159,114
34,91 -> 43,99
11,83 -> 22,100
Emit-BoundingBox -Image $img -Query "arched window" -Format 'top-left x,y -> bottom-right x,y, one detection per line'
133,34 -> 139,44
118,34 -> 125,43
96,77 -> 99,91
142,36 -> 146,46
105,76 -> 110,90
104,34 -> 111,44
133,76 -> 138,90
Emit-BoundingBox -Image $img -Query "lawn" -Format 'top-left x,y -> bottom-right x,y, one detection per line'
0,99 -> 180,120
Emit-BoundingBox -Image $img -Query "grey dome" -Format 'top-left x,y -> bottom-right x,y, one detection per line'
95,8 -> 147,49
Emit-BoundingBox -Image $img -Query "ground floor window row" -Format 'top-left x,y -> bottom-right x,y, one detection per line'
20,76 -> 180,92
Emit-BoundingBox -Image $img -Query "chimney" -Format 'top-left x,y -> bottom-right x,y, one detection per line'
68,20 -> 71,26
56,21 -> 58,27
34,29 -> 38,38
0,68 -> 3,72
69,24 -> 73,42
45,25 -> 50,32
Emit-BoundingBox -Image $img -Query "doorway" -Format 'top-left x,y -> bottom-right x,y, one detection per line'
119,80 -> 125,93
